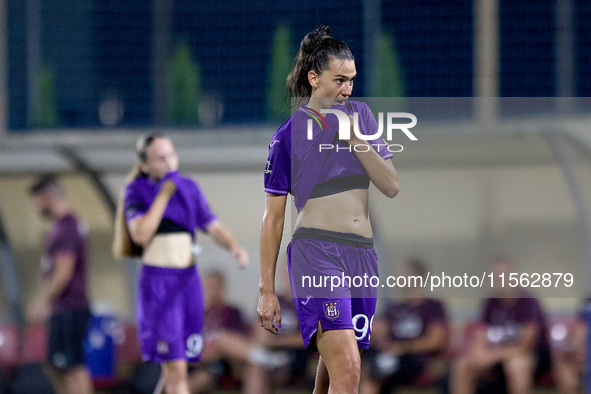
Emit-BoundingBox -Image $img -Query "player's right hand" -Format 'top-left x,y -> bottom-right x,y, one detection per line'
257,292 -> 282,334
160,180 -> 177,197
158,171 -> 179,196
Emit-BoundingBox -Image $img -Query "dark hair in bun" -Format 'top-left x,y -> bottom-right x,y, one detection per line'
287,25 -> 354,105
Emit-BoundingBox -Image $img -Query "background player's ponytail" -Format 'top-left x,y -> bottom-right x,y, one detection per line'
113,188 -> 142,259
287,25 -> 354,107
113,132 -> 163,259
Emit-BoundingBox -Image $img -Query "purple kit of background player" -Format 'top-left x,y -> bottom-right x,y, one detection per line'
124,170 -> 216,363
264,100 -> 393,350
116,134 -> 247,393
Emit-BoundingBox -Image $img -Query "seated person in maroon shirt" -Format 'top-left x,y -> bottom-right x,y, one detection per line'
190,258 -> 307,394
188,270 -> 247,392
361,259 -> 448,394
551,298 -> 589,394
451,258 -> 551,394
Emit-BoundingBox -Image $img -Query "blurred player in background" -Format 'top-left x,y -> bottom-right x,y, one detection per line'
113,132 -> 248,394
28,174 -> 94,394
258,25 -> 399,394
450,258 -> 550,394
361,259 -> 448,394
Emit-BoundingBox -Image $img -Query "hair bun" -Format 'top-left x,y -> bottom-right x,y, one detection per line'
301,25 -> 332,55
315,25 -> 330,38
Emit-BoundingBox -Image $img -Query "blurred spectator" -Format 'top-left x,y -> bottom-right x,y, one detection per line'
360,258 -> 448,394
551,298 -> 589,394
450,258 -> 550,394
28,174 -> 94,394
189,259 -> 308,394
203,270 -> 247,334
188,270 -> 248,393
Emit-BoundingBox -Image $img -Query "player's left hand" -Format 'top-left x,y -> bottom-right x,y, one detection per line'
232,247 -> 249,269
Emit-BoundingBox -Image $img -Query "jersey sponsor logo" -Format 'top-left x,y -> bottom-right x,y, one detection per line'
323,300 -> 340,320
487,324 -> 521,344
393,315 -> 423,339
185,333 -> 203,358
264,160 -> 272,174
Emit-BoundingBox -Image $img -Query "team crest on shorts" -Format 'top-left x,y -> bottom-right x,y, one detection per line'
157,340 -> 169,354
323,300 -> 340,320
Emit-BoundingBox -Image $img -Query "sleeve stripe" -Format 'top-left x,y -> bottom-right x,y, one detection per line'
264,188 -> 289,195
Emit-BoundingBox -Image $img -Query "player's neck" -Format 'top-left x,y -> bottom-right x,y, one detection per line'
51,201 -> 71,221
306,97 -> 328,112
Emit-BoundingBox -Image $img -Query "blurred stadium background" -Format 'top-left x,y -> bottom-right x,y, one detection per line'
1,0 -> 591,393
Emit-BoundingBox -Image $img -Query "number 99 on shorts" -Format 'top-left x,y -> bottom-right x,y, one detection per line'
353,314 -> 374,341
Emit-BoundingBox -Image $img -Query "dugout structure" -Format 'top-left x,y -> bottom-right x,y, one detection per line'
0,107 -> 590,324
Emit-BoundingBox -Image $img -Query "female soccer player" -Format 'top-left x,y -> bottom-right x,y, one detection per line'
113,133 -> 248,394
258,25 -> 399,394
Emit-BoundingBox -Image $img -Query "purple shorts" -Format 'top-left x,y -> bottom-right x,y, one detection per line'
137,265 -> 204,363
287,227 -> 378,351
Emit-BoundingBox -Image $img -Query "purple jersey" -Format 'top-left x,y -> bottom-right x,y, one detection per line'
482,294 -> 549,352
383,299 -> 447,342
264,101 -> 393,211
124,171 -> 217,239
42,213 -> 90,313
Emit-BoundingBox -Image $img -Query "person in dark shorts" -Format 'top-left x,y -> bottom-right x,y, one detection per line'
451,258 -> 551,394
28,174 -> 94,394
361,259 -> 448,394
